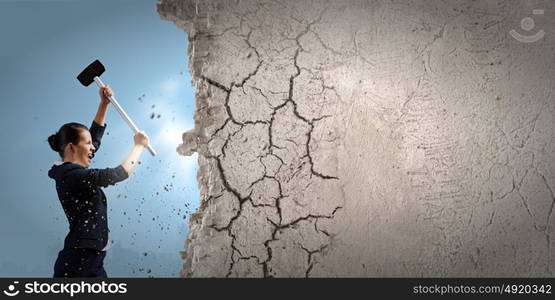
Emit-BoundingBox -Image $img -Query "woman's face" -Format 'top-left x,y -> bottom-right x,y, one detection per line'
70,130 -> 96,167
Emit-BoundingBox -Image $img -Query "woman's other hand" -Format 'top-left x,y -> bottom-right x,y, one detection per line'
122,131 -> 150,175
134,131 -> 150,147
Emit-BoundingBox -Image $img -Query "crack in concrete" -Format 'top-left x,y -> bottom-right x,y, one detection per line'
260,206 -> 342,277
300,244 -> 328,278
305,116 -> 338,180
204,154 -> 250,277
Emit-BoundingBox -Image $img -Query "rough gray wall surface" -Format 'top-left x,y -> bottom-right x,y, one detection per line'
158,0 -> 555,277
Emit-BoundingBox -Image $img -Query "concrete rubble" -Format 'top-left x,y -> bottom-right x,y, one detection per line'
158,0 -> 555,277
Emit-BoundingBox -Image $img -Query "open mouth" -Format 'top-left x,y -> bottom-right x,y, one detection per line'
88,153 -> 94,162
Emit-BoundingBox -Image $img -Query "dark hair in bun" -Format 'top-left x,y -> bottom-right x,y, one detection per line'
47,134 -> 60,152
47,122 -> 88,158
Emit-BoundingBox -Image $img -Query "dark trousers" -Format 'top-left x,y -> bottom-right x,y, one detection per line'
53,248 -> 107,278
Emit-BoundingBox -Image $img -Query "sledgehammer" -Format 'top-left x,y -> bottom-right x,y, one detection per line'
77,59 -> 157,156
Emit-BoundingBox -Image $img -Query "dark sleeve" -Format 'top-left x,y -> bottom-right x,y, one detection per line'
66,165 -> 129,188
90,121 -> 106,152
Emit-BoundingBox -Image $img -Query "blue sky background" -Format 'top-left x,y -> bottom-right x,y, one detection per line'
0,0 -> 198,277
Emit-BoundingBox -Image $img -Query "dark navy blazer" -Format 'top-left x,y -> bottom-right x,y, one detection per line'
48,121 -> 128,250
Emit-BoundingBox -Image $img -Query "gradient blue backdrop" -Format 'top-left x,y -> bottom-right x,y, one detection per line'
0,0 -> 198,277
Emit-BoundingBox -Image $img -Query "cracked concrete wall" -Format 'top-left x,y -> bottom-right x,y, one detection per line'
157,0 -> 555,277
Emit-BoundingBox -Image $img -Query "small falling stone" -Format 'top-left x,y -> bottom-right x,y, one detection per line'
157,114 -> 161,119
151,104 -> 155,109
144,252 -> 148,256
150,113 -> 155,119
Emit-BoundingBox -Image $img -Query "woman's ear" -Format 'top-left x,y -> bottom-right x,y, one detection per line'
64,143 -> 74,155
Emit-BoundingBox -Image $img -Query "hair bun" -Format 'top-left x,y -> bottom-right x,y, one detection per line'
48,133 -> 60,152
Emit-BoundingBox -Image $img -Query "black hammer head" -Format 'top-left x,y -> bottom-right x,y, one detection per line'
77,60 -> 105,86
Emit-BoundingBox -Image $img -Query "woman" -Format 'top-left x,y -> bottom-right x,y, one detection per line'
47,85 -> 149,278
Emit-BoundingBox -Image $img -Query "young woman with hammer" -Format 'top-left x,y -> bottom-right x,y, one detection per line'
47,85 -> 149,278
